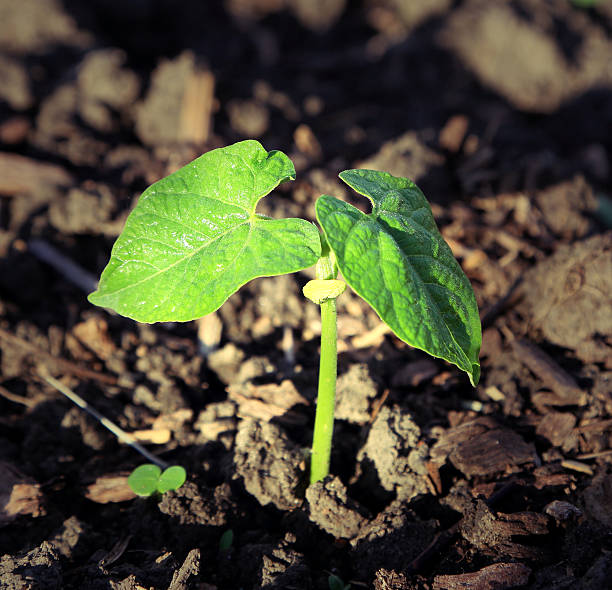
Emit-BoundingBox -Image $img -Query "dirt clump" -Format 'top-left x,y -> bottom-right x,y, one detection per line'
233,419 -> 303,510
521,232 -> 612,365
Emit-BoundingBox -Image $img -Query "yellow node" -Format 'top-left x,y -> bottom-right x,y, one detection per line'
302,279 -> 346,305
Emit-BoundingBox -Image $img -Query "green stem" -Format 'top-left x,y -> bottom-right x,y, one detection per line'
310,297 -> 338,484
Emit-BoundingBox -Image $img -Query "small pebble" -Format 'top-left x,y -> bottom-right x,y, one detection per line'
544,500 -> 582,521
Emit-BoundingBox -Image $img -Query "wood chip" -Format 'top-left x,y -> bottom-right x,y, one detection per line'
197,312 -> 222,356
452,428 -> 535,476
73,317 -> 116,361
194,402 -> 236,444
493,510 -> 549,537
0,461 -> 45,524
0,153 -> 73,195
431,417 -> 535,476
121,429 -> 171,445
85,474 -> 136,503
578,418 -> 612,434
294,124 -> 323,161
2,483 -> 45,519
532,391 -> 577,411
561,459 -> 594,476
536,412 -> 577,447
484,385 -> 506,401
179,68 -> 215,144
152,409 -> 193,432
459,499 -> 548,558
463,248 -> 488,272
433,562 -> 531,590
577,449 -> 612,460
228,379 -> 309,425
533,465 -> 574,489
195,419 -> 236,442
439,114 -> 469,153
351,323 -> 390,349
490,229 -> 538,258
512,339 -> 586,404
426,461 -> 443,495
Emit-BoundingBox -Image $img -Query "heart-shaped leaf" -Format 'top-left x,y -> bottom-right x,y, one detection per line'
128,464 -> 161,496
128,464 -> 187,496
157,465 -> 187,494
219,529 -> 234,551
316,169 -> 481,385
89,140 -> 321,322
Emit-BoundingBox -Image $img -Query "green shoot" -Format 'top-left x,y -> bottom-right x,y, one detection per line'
219,529 -> 234,551
569,0 -> 599,7
303,241 -> 343,484
88,140 -> 481,485
328,574 -> 351,590
128,464 -> 187,497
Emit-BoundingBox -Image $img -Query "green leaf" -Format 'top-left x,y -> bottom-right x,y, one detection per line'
157,465 -> 187,494
219,529 -> 234,551
328,575 -> 350,590
128,464 -> 161,496
316,169 -> 481,385
88,140 -> 321,323
570,0 -> 598,8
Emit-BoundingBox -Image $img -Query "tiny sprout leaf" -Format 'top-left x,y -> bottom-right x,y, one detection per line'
157,465 -> 187,494
128,464 -> 161,496
219,529 -> 234,551
128,464 -> 187,497
328,575 -> 351,590
316,169 -> 481,385
89,140 -> 321,323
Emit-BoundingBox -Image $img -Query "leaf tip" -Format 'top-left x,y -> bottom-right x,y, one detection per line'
267,149 -> 296,183
469,363 -> 481,387
337,169 -> 363,187
87,290 -> 101,306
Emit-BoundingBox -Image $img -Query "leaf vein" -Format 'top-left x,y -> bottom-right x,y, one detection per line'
98,221 -> 251,299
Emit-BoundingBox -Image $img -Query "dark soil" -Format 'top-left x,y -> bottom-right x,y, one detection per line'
1,1 -> 612,589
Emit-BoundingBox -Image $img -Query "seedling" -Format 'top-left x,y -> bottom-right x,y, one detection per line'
570,0 -> 599,7
128,464 -> 187,497
88,140 -> 481,484
219,529 -> 234,552
328,574 -> 351,590
41,370 -> 187,494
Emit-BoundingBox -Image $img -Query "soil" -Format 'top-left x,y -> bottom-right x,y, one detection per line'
1,1 -> 612,589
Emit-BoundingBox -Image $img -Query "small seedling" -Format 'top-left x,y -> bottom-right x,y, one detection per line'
41,370 -> 187,493
328,574 -> 351,590
128,464 -> 187,497
570,0 -> 599,7
219,529 -> 234,551
89,140 -> 481,484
